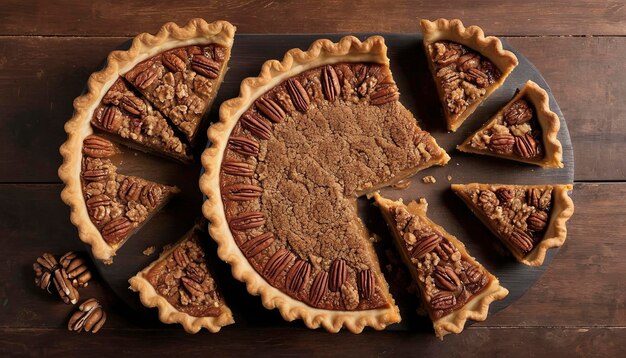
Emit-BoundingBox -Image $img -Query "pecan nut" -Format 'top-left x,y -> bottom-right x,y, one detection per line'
357,269 -> 376,300
321,65 -> 341,101
309,271 -> 329,306
370,85 -> 399,105
228,136 -> 260,156
140,183 -> 162,209
465,68 -> 489,88
83,135 -> 116,158
223,184 -> 263,201
242,112 -> 273,140
489,133 -> 515,154
434,239 -> 457,262
34,253 -> 79,305
133,67 -> 159,89
68,298 -> 106,333
162,52 -> 187,72
101,217 -> 134,245
495,187 -> 514,204
256,97 -> 286,123
430,291 -> 457,310
286,79 -> 310,112
120,95 -> 145,116
81,168 -> 110,182
504,99 -> 533,125
457,53 -> 480,72
509,228 -> 535,253
411,233 -> 442,259
263,248 -> 295,282
229,211 -> 265,231
222,160 -> 255,177
173,247 -> 191,267
527,210 -> 548,232
433,265 -> 462,292
514,133 -> 539,158
191,54 -> 220,79
240,232 -> 275,257
118,177 -> 143,202
328,259 -> 347,292
181,276 -> 204,297
285,259 -> 312,294
185,265 -> 206,283
59,251 -> 92,288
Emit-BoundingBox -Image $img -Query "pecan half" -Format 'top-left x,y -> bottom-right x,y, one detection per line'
430,291 -> 457,310
162,52 -> 187,72
495,187 -> 514,204
286,259 -> 311,294
411,233 -> 442,260
191,55 -> 220,79
68,298 -> 106,333
309,271 -> 329,306
229,211 -> 265,231
435,239 -> 457,262
433,265 -> 462,292
120,95 -> 145,116
321,65 -> 341,101
99,106 -> 121,131
256,97 -> 286,123
240,232 -> 274,257
328,259 -> 347,292
222,160 -> 255,177
460,261 -> 484,286
527,188 -> 541,208
478,190 -> 499,214
263,248 -> 295,282
81,167 -> 110,182
357,269 -> 375,300
527,210 -> 548,232
181,276 -> 204,297
140,183 -> 162,209
101,217 -> 133,245
173,247 -> 191,267
504,99 -> 533,125
60,251 -> 92,288
489,133 -> 515,154
509,228 -> 535,253
185,265 -> 206,283
370,85 -> 399,105
86,195 -> 112,210
241,112 -> 272,140
457,53 -> 480,72
118,177 -> 143,202
515,133 -> 539,158
433,42 -> 461,66
83,135 -> 115,158
228,136 -> 260,156
465,68 -> 489,88
286,78 -> 310,112
223,183 -> 263,201
134,67 -> 159,89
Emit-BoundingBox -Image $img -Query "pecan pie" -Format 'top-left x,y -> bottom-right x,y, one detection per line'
201,36 -> 450,333
421,18 -> 518,131
452,183 -> 574,266
129,225 -> 234,333
373,193 -> 508,339
457,80 -> 564,168
79,135 -> 179,261
60,19 -> 236,262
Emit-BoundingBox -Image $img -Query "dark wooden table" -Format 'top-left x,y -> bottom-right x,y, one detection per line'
1,1 -> 625,356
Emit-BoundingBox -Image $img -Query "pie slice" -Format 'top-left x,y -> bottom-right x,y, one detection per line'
129,225 -> 234,333
92,78 -> 192,162
452,183 -> 574,266
201,36 -> 450,333
457,80 -> 564,168
374,193 -> 508,339
124,40 -> 233,144
421,18 -> 518,131
79,135 -> 179,262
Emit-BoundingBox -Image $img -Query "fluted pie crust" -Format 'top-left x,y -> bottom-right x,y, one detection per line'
457,80 -> 564,168
201,36 -> 452,333
374,193 -> 509,339
421,18 -> 518,131
58,19 -> 236,262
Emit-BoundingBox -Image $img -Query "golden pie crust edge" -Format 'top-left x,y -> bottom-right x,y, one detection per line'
457,80 -> 564,168
373,193 -> 509,339
57,19 -> 236,262
200,36 -> 404,333
452,183 -> 574,266
128,230 -> 234,333
420,18 -> 519,131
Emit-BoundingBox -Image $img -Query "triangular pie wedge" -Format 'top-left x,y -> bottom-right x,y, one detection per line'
421,18 -> 518,132
452,183 -> 574,266
129,225 -> 234,333
457,80 -> 564,168
201,36 -> 450,333
77,135 -> 179,262
373,193 -> 508,339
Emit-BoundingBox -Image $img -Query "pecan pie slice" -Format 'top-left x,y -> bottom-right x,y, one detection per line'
129,225 -> 234,333
79,135 -> 179,262
374,193 -> 508,339
452,183 -> 574,266
421,18 -> 518,131
457,80 -> 564,168
201,36 -> 450,333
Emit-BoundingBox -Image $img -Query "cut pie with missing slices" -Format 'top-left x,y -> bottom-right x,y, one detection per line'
452,183 -> 574,266
373,192 -> 508,339
457,80 -> 564,168
421,18 -> 518,132
201,36 -> 450,333
129,225 -> 234,333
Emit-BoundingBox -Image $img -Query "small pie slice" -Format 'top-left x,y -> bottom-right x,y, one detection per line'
129,225 -> 234,333
373,193 -> 508,339
80,135 -> 179,262
452,183 -> 574,266
421,18 -> 518,131
457,80 -> 564,168
201,36 -> 450,333
124,40 -> 232,144
92,78 -> 192,162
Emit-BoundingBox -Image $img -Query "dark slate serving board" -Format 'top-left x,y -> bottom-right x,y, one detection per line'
90,34 -> 574,333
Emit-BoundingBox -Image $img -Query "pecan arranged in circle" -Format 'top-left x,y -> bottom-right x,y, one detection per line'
140,183 -> 162,209
228,211 -> 265,231
263,248 -> 295,282
285,259 -> 311,294
240,232 -> 274,258
242,112 -> 273,140
465,68 -> 489,88
504,99 -> 533,125
434,239 -> 457,262
329,259 -> 347,292
489,134 -> 515,154
223,183 -> 263,201
256,97 -> 286,123
118,177 -> 143,202
222,160 -> 255,177
309,271 -> 329,306
228,136 -> 260,156
358,269 -> 376,300
286,78 -> 310,112
321,65 -> 341,101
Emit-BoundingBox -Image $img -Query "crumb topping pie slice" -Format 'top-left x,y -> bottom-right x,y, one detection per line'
59,19 -> 236,262
457,80 -> 564,168
129,225 -> 234,333
421,18 -> 518,132
201,36 -> 450,333
452,183 -> 574,266
374,193 -> 508,339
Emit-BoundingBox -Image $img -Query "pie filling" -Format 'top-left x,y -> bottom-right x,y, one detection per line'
455,185 -> 555,256
80,135 -> 178,250
464,96 -> 545,160
124,44 -> 229,143
144,228 -> 227,317
427,41 -> 501,122
219,62 -> 449,311
379,197 -> 491,320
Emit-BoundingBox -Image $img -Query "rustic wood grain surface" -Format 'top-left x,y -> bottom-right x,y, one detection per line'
1,1 -> 625,356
